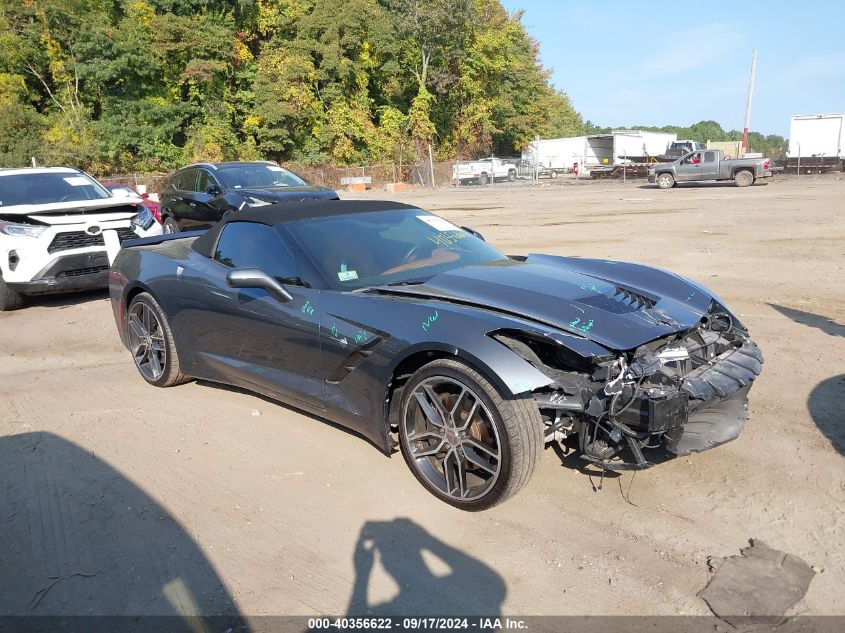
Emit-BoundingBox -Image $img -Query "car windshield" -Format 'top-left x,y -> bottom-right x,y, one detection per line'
285,209 -> 508,290
217,164 -> 308,190
0,171 -> 111,206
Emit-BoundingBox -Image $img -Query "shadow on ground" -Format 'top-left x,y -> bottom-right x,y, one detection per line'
0,432 -> 245,630
768,303 -> 845,338
346,518 -> 505,616
18,289 -> 109,310
808,375 -> 845,456
638,181 -> 769,190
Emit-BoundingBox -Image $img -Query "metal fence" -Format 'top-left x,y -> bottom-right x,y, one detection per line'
452,154 -> 589,189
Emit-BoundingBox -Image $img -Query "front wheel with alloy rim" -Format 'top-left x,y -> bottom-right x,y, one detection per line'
656,172 -> 675,189
161,217 -> 179,234
127,292 -> 189,387
398,359 -> 543,510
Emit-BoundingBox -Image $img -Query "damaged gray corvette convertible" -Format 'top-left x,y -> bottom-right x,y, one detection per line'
109,200 -> 763,510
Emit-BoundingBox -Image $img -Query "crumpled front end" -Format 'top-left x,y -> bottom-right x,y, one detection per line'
506,302 -> 764,470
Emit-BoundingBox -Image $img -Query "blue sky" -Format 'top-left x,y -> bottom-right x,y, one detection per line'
501,1 -> 845,136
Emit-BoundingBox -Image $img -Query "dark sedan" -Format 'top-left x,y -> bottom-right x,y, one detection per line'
158,161 -> 338,233
109,200 -> 762,510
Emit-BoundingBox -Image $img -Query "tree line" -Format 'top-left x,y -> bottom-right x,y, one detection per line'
0,1 -> 788,176
0,0 -> 584,174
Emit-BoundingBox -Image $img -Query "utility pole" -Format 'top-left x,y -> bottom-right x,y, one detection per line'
742,49 -> 757,155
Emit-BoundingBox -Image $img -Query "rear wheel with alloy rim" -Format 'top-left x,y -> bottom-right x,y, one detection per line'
398,359 -> 543,510
127,292 -> 188,387
734,170 -> 754,187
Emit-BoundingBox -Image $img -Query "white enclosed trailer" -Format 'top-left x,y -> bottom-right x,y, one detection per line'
611,130 -> 677,161
522,136 -> 587,170
787,114 -> 845,158
523,130 -> 677,171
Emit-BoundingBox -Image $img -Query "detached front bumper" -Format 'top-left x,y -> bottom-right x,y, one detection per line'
535,332 -> 764,471
615,339 -> 763,462
647,172 -> 657,183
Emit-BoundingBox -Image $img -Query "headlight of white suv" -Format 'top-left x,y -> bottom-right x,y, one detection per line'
129,205 -> 156,232
0,219 -> 48,238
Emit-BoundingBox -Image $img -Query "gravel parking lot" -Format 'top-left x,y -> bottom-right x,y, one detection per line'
2,176 -> 843,619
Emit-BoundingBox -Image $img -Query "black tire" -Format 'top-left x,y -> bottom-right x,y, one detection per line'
550,170 -> 558,179
161,216 -> 179,234
0,274 -> 24,311
507,170 -> 516,182
398,358 -> 543,511
127,292 -> 190,387
734,170 -> 754,187
478,172 -> 489,186
656,172 -> 674,189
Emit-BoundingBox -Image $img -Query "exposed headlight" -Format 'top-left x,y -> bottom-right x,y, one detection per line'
130,205 -> 155,231
0,219 -> 48,238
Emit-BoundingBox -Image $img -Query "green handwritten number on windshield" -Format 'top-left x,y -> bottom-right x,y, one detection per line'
301,300 -> 315,316
354,329 -> 369,344
428,231 -> 469,247
421,310 -> 440,332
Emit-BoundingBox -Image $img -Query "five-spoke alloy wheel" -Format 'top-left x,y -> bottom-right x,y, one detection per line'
127,292 -> 188,387
399,359 -> 543,510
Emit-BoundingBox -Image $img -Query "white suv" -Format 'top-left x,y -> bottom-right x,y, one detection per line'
0,167 -> 162,310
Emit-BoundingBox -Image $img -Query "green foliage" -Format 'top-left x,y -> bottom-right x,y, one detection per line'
0,0 -> 591,171
0,0 -> 788,172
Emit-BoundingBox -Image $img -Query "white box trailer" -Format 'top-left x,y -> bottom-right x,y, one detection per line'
522,136 -> 587,171
788,114 -> 845,158
523,131 -> 676,171
612,130 -> 677,162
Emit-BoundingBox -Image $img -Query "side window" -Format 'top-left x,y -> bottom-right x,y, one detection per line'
703,151 -> 716,163
214,223 -> 299,280
196,170 -> 220,194
177,170 -> 198,192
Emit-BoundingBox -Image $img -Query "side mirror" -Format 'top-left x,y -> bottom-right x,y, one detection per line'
206,184 -> 222,196
226,268 -> 293,303
461,226 -> 486,242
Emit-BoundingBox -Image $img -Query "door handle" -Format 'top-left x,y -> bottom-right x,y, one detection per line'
189,202 -> 196,208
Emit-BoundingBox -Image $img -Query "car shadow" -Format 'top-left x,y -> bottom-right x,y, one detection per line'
346,518 -> 505,617
0,432 -> 247,631
768,303 -> 845,338
196,380 -> 391,454
808,375 -> 845,456
20,289 -> 110,310
637,182 -> 767,190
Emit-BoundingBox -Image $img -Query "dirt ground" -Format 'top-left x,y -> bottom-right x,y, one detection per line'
1,175 -> 843,620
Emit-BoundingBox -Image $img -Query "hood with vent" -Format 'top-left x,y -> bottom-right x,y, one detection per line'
377,254 -> 716,352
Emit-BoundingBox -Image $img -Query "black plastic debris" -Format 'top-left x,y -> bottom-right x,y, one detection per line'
698,539 -> 816,627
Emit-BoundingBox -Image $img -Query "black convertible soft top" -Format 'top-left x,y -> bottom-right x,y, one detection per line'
192,199 -> 418,258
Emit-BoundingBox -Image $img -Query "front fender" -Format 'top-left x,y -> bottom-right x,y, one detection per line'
388,336 -> 555,399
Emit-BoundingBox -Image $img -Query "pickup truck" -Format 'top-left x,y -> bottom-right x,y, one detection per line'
648,149 -> 773,189
453,158 -> 517,185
